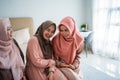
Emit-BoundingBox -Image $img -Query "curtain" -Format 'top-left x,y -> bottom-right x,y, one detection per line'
92,0 -> 120,60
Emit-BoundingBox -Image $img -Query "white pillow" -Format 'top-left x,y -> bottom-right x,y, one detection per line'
12,28 -> 30,45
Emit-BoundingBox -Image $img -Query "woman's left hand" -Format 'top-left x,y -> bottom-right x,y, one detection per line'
69,64 -> 76,70
60,63 -> 69,68
60,63 -> 76,70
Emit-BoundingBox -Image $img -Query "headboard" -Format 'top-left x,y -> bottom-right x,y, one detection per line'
9,17 -> 35,36
9,17 -> 35,63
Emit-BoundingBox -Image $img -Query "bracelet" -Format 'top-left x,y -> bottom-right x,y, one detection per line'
49,71 -> 54,73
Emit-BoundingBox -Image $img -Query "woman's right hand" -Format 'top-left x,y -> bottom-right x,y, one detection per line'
49,59 -> 56,66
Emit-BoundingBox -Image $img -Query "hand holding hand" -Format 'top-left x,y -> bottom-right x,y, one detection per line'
49,59 -> 56,66
60,63 -> 69,68
69,64 -> 76,70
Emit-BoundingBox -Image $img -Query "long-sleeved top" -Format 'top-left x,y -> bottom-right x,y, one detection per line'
25,36 -> 67,80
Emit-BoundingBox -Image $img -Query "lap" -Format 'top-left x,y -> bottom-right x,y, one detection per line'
53,68 -> 67,80
59,68 -> 82,80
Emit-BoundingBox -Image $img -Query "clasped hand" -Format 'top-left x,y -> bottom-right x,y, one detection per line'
60,63 -> 76,70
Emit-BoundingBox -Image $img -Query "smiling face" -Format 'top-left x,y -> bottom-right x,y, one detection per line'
59,25 -> 70,38
0,18 -> 12,41
43,25 -> 55,40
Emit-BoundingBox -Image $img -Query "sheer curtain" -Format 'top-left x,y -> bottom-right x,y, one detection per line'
92,0 -> 120,60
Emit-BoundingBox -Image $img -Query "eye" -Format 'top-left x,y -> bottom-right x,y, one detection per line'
51,30 -> 55,34
65,29 -> 69,32
7,27 -> 12,31
60,29 -> 63,32
7,28 -> 11,31
46,28 -> 50,32
65,29 -> 68,32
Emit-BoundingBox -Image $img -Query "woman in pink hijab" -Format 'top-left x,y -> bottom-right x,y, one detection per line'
0,18 -> 25,80
52,16 -> 84,80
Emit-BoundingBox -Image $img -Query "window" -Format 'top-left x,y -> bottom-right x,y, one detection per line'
93,0 -> 120,60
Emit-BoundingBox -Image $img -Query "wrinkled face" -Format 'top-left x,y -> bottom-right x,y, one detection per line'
43,25 -> 55,40
7,27 -> 12,40
59,25 -> 70,38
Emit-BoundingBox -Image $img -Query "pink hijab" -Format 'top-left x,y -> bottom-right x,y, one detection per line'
0,18 -> 25,80
52,16 -> 84,64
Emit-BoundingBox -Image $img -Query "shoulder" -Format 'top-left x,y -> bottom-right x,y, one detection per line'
75,33 -> 84,49
52,34 -> 56,41
51,34 -> 59,44
76,33 -> 84,42
28,36 -> 39,45
29,36 -> 38,42
12,38 -> 19,47
52,33 -> 59,40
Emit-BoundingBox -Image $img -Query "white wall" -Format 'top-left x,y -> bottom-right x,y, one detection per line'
84,0 -> 93,30
0,0 -> 92,31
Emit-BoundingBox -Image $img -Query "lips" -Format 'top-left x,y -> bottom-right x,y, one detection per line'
45,34 -> 51,39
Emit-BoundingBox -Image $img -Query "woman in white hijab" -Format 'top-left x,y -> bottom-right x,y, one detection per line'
0,18 -> 25,80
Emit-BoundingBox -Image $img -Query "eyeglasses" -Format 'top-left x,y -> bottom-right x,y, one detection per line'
7,27 -> 12,31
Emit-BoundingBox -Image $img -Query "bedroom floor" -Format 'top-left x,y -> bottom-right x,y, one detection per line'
80,51 -> 120,79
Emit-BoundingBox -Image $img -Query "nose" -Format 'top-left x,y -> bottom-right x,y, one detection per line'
62,31 -> 65,35
48,32 -> 53,37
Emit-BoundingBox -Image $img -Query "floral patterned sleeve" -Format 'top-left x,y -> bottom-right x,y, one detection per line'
72,42 -> 84,69
72,53 -> 80,69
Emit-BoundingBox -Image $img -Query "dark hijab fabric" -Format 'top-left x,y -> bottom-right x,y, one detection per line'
35,20 -> 56,59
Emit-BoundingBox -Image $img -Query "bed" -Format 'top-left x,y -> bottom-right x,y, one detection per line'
9,17 -> 35,63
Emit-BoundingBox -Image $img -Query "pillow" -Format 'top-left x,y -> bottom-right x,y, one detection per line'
12,28 -> 30,45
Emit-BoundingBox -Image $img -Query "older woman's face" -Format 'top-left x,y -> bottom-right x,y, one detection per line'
43,25 -> 55,40
7,27 -> 12,40
59,25 -> 70,38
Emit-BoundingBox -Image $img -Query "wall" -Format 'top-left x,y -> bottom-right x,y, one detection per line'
0,0 -> 92,31
83,0 -> 93,30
